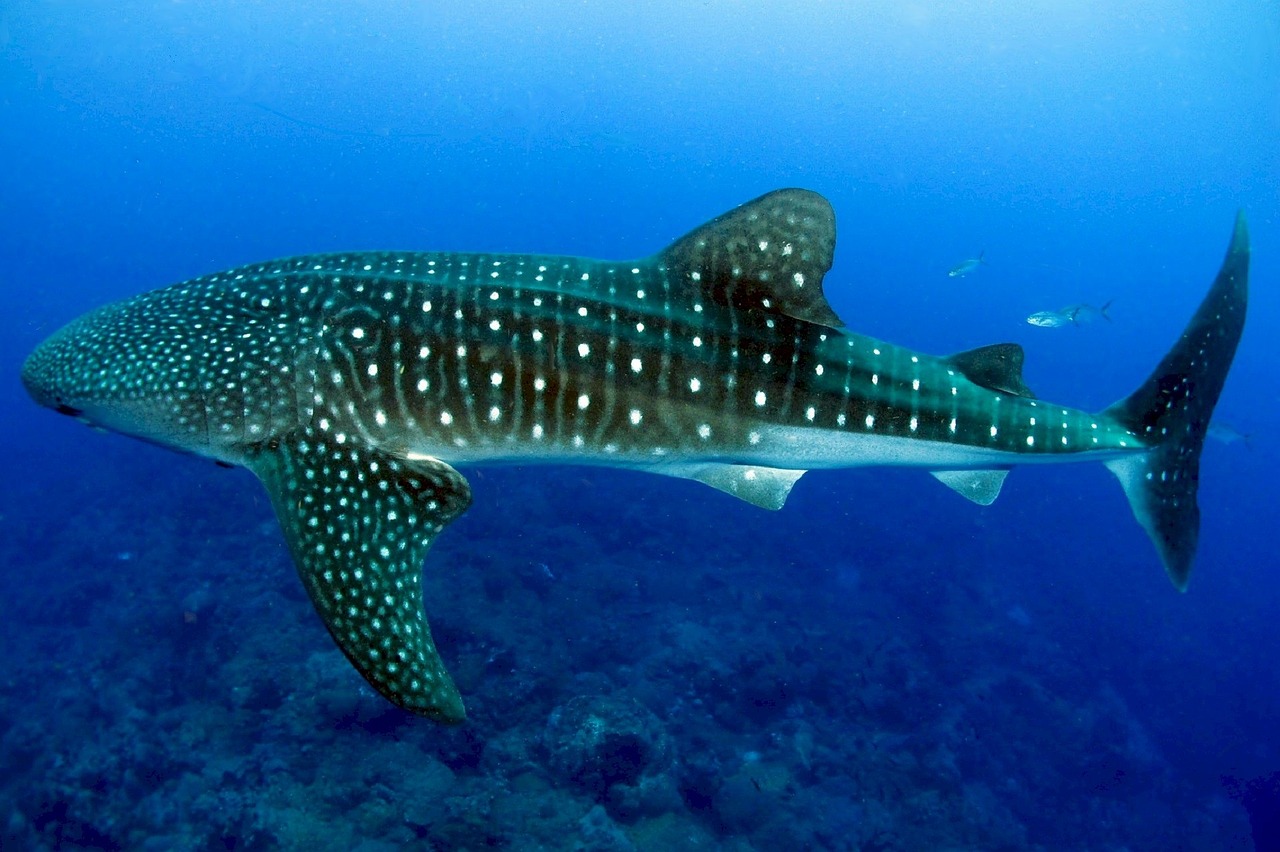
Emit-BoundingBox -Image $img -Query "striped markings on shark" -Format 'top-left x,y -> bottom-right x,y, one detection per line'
22,190 -> 1249,722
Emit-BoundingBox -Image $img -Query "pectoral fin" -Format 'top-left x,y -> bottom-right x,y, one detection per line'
249,429 -> 472,722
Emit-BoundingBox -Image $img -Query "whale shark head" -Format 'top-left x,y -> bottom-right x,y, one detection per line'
23,274 -> 313,466
23,259 -> 474,723
23,300 -> 205,452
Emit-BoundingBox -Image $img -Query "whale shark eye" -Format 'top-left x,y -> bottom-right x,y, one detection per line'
54,403 -> 83,417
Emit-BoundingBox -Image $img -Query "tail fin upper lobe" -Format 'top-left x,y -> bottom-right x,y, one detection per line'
1103,213 -> 1249,590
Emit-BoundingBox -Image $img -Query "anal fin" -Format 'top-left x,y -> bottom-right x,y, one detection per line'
249,429 -> 472,723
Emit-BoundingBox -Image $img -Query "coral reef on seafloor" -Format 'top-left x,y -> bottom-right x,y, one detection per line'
0,461 -> 1262,850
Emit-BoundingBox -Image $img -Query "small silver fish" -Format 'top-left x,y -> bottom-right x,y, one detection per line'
1026,310 -> 1074,328
1026,300 -> 1113,328
948,250 -> 986,277
1207,422 -> 1252,448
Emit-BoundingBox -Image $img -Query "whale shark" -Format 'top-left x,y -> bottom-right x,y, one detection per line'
22,190 -> 1249,723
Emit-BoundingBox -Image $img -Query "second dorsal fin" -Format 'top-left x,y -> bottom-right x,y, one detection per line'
948,343 -> 1036,398
654,189 -> 844,328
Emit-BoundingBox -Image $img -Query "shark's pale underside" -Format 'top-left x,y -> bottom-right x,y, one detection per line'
22,190 -> 1249,722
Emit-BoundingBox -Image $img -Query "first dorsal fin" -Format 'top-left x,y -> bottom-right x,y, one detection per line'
655,189 -> 844,328
948,343 -> 1036,398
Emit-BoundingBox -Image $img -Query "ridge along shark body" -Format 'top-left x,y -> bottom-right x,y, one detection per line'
23,190 -> 1249,723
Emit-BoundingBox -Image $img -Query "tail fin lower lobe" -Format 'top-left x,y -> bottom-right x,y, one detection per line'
1103,213 -> 1249,590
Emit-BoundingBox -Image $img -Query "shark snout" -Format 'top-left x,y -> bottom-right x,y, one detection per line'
20,340 -> 72,414
22,299 -> 253,460
22,324 -> 116,426
22,303 -> 150,428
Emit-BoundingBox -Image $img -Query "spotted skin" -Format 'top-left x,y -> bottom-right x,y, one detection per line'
22,190 -> 1249,719
251,429 -> 471,721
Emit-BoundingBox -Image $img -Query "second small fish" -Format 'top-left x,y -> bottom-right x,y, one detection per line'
948,250 -> 987,277
1027,300 -> 1113,328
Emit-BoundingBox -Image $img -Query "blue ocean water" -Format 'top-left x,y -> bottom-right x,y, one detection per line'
2,1 -> 1278,849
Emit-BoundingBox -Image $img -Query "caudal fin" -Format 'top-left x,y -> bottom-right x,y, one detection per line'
1102,213 -> 1249,590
